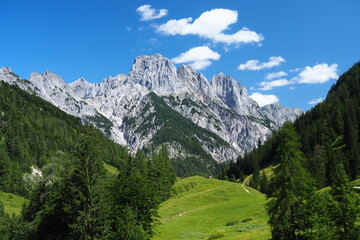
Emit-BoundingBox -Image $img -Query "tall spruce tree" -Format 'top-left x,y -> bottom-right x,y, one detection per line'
63,125 -> 108,240
267,122 -> 315,240
329,157 -> 360,240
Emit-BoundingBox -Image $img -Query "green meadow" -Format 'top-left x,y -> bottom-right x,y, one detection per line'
0,191 -> 28,216
153,176 -> 270,240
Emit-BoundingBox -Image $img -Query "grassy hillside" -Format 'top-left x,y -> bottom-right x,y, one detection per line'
0,191 -> 28,216
242,165 -> 278,186
153,176 -> 270,240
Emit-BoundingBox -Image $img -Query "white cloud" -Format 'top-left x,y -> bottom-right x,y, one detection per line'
157,8 -> 263,45
172,46 -> 220,70
137,5 -> 168,21
250,92 -> 279,107
258,78 -> 292,90
238,56 -> 285,71
294,63 -> 338,84
255,63 -> 339,91
290,67 -> 302,72
308,98 -> 324,105
265,71 -> 288,80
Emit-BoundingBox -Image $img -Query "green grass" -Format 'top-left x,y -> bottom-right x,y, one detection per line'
318,178 -> 360,193
0,191 -> 29,216
103,162 -> 119,175
153,176 -> 270,240
242,165 -> 278,186
352,178 -> 360,186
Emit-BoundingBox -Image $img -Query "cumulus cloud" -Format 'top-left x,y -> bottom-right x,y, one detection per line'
265,71 -> 288,80
258,79 -> 292,91
250,92 -> 279,107
137,5 -> 168,21
256,62 -> 339,91
238,56 -> 285,71
157,8 -> 263,45
172,46 -> 220,70
294,63 -> 338,84
308,98 -> 324,105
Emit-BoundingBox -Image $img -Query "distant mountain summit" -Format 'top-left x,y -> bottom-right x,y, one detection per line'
0,54 -> 302,164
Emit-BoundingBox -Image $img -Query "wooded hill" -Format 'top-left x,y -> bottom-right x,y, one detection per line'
226,62 -> 360,189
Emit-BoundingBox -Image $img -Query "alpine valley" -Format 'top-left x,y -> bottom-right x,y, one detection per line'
0,54 -> 302,172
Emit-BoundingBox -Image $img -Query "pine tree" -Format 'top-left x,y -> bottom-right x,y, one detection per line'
148,145 -> 176,201
0,137 -> 11,192
329,159 -> 360,240
259,170 -> 269,195
267,122 -> 315,240
63,125 -> 108,240
109,154 -> 160,239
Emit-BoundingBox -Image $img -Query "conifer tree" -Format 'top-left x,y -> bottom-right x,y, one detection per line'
267,122 -> 314,240
259,170 -> 269,195
329,159 -> 360,240
63,125 -> 108,240
108,154 -> 159,239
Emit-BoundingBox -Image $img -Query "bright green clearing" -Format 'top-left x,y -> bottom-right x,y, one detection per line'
0,191 -> 29,216
242,165 -> 278,186
103,161 -> 119,175
153,176 -> 270,240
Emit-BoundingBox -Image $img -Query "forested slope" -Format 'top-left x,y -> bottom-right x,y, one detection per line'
0,81 -> 129,195
226,62 -> 360,188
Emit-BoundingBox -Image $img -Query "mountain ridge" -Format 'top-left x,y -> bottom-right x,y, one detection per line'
0,54 -> 302,164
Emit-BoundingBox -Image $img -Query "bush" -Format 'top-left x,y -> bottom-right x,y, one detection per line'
225,220 -> 239,226
241,217 -> 253,222
208,232 -> 225,240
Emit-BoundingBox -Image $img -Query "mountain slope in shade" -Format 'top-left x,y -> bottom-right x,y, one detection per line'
0,54 -> 302,163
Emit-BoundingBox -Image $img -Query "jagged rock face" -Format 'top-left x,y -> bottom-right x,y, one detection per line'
128,54 -> 189,94
0,55 -> 303,162
211,73 -> 260,117
261,103 -> 303,128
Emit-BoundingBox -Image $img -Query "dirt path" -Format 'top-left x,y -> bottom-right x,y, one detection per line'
241,184 -> 251,194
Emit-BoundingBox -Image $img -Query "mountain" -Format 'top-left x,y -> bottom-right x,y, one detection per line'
0,54 -> 302,166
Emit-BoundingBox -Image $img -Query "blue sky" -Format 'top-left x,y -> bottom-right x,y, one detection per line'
1,0 -> 359,110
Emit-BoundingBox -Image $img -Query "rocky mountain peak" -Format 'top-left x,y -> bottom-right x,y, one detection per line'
101,74 -> 127,89
128,54 -> 189,95
0,67 -> 12,74
29,70 -> 66,87
212,73 -> 247,96
211,73 -> 259,116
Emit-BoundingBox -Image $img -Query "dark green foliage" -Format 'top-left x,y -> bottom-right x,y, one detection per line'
107,148 -> 174,239
225,220 -> 239,226
62,125 -> 108,240
207,232 -> 225,240
171,155 -> 221,178
249,165 -> 260,189
259,171 -> 269,195
267,122 -> 315,240
84,113 -> 114,137
0,81 -> 127,195
148,146 -> 177,202
329,159 -> 360,239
